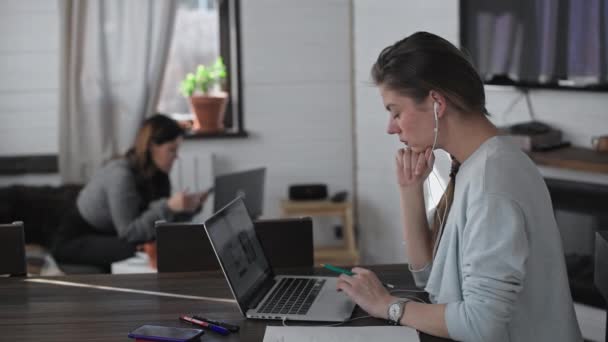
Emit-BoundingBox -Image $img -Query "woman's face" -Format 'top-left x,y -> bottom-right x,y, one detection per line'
381,86 -> 436,153
150,136 -> 183,174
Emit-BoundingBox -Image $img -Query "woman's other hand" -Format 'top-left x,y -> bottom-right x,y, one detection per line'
167,191 -> 202,213
191,190 -> 211,213
198,190 -> 211,204
396,147 -> 434,188
336,267 -> 396,319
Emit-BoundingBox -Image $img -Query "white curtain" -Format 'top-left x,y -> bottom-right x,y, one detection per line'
58,0 -> 177,183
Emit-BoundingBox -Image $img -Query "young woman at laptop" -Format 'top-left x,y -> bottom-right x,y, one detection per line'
52,115 -> 210,272
336,32 -> 582,341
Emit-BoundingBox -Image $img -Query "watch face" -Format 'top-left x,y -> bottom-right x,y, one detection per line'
389,303 -> 401,321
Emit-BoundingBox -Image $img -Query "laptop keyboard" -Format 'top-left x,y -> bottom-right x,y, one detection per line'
257,278 -> 325,315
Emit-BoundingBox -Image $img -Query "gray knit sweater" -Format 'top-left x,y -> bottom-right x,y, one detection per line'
77,159 -> 179,243
412,136 -> 582,342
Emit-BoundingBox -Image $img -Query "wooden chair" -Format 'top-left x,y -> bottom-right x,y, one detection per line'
0,222 -> 27,277
156,217 -> 313,273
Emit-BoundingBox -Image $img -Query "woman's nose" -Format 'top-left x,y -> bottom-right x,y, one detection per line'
387,120 -> 400,135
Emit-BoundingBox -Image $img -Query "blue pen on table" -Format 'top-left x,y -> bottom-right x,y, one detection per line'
180,315 -> 230,335
322,263 -> 395,289
192,316 -> 239,332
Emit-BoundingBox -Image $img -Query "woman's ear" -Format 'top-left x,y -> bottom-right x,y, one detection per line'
428,90 -> 447,118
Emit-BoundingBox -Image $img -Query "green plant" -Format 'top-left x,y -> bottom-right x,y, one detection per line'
180,57 -> 227,97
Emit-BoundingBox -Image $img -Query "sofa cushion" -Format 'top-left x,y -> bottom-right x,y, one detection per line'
0,184 -> 83,247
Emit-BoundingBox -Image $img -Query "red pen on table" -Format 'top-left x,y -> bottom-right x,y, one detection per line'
180,315 -> 230,335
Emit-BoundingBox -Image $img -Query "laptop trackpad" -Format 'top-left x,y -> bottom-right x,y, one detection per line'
307,278 -> 355,321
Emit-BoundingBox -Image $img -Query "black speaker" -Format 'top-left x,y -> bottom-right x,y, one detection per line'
288,184 -> 328,201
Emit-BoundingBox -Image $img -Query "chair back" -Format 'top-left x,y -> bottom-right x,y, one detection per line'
0,221 -> 27,276
156,217 -> 313,273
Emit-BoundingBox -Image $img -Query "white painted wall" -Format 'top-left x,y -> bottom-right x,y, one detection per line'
353,0 -> 459,263
0,0 -> 59,156
353,0 -> 608,264
180,0 -> 353,246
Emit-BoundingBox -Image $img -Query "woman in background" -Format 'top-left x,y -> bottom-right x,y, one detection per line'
52,114 -> 209,272
336,32 -> 582,341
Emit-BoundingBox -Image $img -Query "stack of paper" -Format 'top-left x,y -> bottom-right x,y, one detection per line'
263,326 -> 419,342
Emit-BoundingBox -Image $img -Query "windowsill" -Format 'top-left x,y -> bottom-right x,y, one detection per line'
0,155 -> 58,175
184,129 -> 249,140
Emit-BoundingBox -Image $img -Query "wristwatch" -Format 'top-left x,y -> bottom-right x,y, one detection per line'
387,299 -> 408,325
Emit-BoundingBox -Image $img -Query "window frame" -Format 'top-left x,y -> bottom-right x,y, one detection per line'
185,0 -> 246,139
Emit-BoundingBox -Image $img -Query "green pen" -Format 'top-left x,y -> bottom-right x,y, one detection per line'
322,263 -> 395,289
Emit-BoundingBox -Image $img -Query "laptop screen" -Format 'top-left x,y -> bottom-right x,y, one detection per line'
214,168 -> 266,219
204,197 -> 272,311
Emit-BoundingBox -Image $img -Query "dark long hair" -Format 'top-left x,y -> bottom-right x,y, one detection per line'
125,115 -> 184,204
371,32 -> 484,256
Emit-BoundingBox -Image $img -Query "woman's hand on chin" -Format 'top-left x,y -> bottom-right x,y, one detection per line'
396,147 -> 434,188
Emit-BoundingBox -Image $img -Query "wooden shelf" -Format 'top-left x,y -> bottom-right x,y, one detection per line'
314,247 -> 360,266
527,146 -> 608,174
281,200 -> 359,267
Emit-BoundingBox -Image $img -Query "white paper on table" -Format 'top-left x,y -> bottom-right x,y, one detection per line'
263,326 -> 419,342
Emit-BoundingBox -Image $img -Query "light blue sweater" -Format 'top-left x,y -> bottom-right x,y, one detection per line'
412,136 -> 582,342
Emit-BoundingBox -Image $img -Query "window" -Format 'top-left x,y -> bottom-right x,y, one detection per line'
158,0 -> 244,135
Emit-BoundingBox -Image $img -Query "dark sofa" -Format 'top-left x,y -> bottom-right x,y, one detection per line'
0,184 -> 83,248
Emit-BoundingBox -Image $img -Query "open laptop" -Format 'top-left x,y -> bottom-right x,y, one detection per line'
204,197 -> 355,322
213,167 -> 266,219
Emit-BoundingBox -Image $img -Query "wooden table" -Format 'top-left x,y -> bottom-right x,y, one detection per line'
0,264 -> 451,341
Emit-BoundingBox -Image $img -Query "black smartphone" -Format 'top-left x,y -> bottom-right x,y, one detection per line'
128,325 -> 203,342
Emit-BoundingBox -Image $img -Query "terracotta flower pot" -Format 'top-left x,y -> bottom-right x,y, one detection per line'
189,92 -> 228,133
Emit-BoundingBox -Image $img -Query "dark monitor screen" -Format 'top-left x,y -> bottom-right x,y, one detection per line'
213,167 -> 266,218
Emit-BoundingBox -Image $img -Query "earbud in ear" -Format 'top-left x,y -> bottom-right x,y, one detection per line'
432,102 -> 439,132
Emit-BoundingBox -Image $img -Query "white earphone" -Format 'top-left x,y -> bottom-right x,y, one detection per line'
429,101 -> 449,250
431,101 -> 439,151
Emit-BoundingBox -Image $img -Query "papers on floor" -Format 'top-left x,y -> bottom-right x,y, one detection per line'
263,326 -> 419,342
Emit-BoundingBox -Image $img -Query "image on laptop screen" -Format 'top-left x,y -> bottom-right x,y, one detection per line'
206,198 -> 271,304
214,167 -> 266,218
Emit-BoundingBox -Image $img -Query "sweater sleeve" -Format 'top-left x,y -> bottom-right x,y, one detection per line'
105,166 -> 173,243
409,263 -> 432,288
408,207 -> 438,288
445,193 -> 528,342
